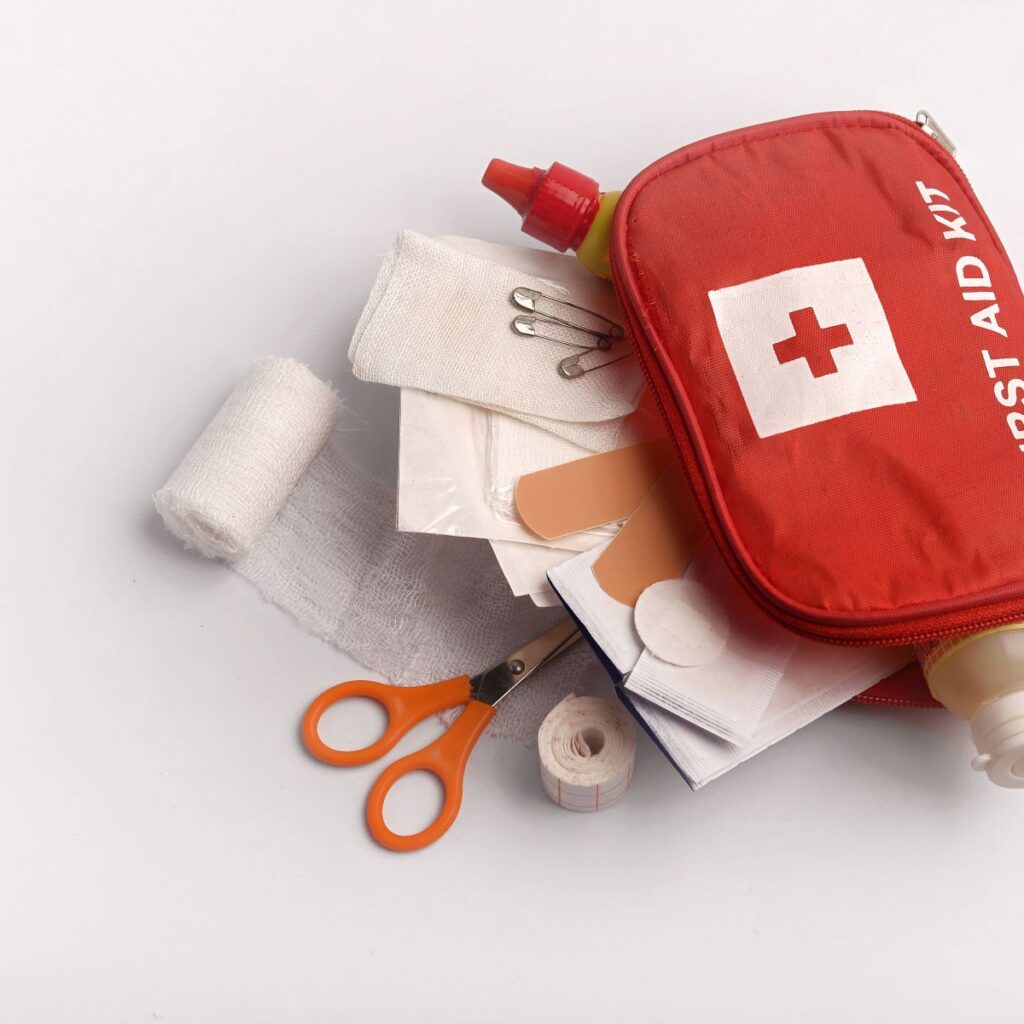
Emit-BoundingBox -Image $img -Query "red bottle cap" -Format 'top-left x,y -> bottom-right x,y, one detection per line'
482,158 -> 600,252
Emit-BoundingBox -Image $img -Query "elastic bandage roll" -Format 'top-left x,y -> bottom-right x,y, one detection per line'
154,358 -> 337,559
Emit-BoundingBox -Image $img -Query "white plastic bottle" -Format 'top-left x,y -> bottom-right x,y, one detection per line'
917,626 -> 1024,787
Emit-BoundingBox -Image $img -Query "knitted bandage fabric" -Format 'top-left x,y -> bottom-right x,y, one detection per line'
154,357 -> 338,558
236,441 -> 599,740
156,357 -> 599,742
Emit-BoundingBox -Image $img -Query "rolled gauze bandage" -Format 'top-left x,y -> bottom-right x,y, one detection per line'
154,358 -> 337,559
538,695 -> 637,812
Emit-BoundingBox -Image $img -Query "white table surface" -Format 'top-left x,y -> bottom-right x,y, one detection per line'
3,3 -> 1024,1021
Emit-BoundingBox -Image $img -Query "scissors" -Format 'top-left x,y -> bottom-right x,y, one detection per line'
301,619 -> 581,852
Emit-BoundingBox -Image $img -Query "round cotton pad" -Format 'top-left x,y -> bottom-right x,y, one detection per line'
634,577 -> 730,666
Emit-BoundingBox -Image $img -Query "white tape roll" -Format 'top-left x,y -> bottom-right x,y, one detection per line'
538,695 -> 637,812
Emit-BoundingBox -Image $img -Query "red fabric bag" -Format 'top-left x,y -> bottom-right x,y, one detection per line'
610,110 -> 1024,704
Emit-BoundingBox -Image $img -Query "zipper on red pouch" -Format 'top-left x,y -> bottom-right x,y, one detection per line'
610,108 -> 1024,653
915,109 -> 956,156
854,693 -> 938,708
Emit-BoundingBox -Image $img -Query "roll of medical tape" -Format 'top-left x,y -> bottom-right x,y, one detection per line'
538,695 -> 637,812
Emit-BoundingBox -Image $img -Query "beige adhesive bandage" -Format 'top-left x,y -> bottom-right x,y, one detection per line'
515,439 -> 674,539
592,464 -> 704,606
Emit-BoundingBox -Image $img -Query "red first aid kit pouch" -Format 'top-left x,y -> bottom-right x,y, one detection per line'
610,110 -> 1024,652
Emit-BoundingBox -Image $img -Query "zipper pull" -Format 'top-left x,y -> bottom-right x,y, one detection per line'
916,110 -> 957,157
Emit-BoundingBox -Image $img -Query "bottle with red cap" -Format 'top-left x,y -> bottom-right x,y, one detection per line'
482,158 -> 620,279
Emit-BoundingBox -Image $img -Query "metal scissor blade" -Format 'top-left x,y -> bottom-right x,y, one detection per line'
470,619 -> 582,707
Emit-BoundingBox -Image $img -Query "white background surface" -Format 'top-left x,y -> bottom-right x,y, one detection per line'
3,3 -> 1023,1021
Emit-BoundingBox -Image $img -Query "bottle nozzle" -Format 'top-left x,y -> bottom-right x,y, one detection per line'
481,157 -> 601,253
970,691 -> 1024,788
482,158 -> 542,216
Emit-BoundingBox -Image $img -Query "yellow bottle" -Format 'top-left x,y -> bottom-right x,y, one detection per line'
917,626 -> 1024,787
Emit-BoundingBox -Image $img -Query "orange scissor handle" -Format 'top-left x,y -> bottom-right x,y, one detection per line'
301,675 -> 473,767
365,698 -> 496,852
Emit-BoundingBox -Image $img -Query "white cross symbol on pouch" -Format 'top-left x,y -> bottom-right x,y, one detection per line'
708,258 -> 918,438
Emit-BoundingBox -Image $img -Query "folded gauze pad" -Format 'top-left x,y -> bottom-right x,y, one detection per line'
154,358 -> 337,559
538,695 -> 637,812
349,231 -> 645,440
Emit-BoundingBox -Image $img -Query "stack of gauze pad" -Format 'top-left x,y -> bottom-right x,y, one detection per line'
524,442 -> 915,788
349,231 -> 661,607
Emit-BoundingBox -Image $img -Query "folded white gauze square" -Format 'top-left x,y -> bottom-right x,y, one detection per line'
397,388 -> 613,552
630,640 -> 913,789
349,231 -> 645,443
441,234 -> 651,455
624,547 -> 798,744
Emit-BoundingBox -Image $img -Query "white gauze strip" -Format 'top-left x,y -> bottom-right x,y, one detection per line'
154,358 -> 599,742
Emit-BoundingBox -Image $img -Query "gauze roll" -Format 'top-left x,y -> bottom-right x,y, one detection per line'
154,358 -> 337,559
538,695 -> 637,812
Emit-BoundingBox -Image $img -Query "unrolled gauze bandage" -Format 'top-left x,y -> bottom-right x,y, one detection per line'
154,357 -> 600,743
154,358 -> 337,559
538,695 -> 637,812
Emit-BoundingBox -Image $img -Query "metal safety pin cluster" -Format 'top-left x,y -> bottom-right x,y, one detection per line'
509,287 -> 632,379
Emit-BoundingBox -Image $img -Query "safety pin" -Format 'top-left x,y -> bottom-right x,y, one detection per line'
512,314 -> 612,350
511,287 -> 624,341
558,350 -> 635,380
